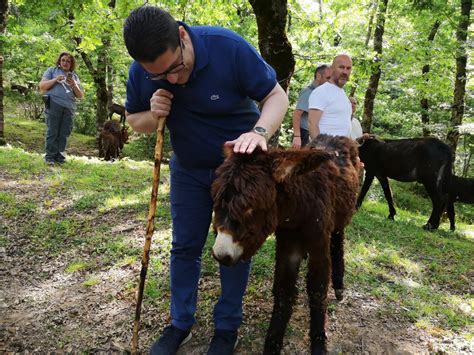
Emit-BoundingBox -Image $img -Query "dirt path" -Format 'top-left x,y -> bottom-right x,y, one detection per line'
1,172 -> 471,354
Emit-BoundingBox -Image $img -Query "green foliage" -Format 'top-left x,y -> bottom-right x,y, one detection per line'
4,0 -> 473,170
123,130 -> 174,162
74,98 -> 99,135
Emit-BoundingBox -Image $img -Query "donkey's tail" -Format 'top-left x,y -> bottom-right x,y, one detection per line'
439,147 -> 453,195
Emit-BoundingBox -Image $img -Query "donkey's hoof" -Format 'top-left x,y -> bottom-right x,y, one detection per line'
422,223 -> 438,231
334,289 -> 344,301
311,333 -> 328,355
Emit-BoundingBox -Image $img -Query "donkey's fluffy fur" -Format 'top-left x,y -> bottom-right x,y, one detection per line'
98,120 -> 128,161
211,134 -> 360,354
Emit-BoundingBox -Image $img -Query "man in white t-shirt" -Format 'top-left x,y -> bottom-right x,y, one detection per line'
308,54 -> 353,139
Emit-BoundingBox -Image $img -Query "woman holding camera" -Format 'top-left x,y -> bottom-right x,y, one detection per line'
39,52 -> 84,165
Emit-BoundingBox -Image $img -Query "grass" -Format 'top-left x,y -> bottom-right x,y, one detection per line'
1,117 -> 473,345
82,277 -> 100,287
347,209 -> 472,332
345,180 -> 473,336
66,261 -> 89,273
5,117 -> 96,155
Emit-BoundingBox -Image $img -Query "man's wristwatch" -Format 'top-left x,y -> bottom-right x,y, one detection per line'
253,126 -> 269,141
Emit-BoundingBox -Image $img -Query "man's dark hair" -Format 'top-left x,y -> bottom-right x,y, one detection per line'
123,6 -> 180,63
314,64 -> 329,78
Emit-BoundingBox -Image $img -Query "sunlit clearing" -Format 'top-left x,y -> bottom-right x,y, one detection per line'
444,294 -> 473,317
100,182 -> 170,211
396,278 -> 422,288
458,228 -> 474,240
70,155 -> 105,165
101,194 -> 142,211
154,228 -> 172,242
151,228 -> 173,252
381,250 -> 422,275
70,155 -> 156,170
415,319 -> 445,336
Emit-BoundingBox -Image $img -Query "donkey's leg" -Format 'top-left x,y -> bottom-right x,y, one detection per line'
98,136 -> 104,158
377,175 -> 397,220
330,229 -> 345,301
423,180 -> 444,230
264,229 -> 304,355
446,198 -> 456,231
307,232 -> 331,355
356,173 -> 374,208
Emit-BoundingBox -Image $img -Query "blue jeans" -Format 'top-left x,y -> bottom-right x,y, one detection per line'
169,155 -> 251,331
45,100 -> 74,162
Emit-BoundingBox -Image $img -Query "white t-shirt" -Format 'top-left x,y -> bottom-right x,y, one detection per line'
308,82 -> 352,137
350,117 -> 363,139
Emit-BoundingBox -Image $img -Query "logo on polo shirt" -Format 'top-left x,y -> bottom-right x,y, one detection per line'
210,94 -> 220,101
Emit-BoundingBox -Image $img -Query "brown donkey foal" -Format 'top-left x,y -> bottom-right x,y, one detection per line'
98,120 -> 129,161
211,135 -> 360,354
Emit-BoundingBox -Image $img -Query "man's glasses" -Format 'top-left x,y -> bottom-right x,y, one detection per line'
146,43 -> 185,81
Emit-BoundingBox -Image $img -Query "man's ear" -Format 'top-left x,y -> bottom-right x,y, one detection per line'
270,150 -> 332,183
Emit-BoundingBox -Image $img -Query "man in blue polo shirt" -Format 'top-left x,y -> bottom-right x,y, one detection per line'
123,6 -> 288,355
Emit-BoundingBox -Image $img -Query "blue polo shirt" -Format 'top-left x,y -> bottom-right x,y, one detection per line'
125,23 -> 277,169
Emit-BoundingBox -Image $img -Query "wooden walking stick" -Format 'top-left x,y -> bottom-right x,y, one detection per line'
131,116 -> 167,354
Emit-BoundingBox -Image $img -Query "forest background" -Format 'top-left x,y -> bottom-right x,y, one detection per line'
0,0 -> 472,174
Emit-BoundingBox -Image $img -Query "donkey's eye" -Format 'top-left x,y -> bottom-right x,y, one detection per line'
227,217 -> 240,231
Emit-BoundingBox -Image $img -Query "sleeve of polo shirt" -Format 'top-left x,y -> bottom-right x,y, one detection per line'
295,88 -> 311,112
308,86 -> 328,112
42,67 -> 54,81
125,63 -> 149,114
234,41 -> 277,102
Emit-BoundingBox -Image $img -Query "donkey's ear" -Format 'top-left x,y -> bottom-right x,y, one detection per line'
270,150 -> 332,183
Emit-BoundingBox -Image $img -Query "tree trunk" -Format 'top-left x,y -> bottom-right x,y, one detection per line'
78,45 -> 109,137
446,0 -> 471,153
249,0 -> 295,146
107,65 -> 114,109
364,1 -> 377,47
249,0 -> 294,93
70,0 -> 115,142
362,0 -> 388,133
0,0 -> 9,145
420,20 -> 441,137
318,0 -> 323,46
